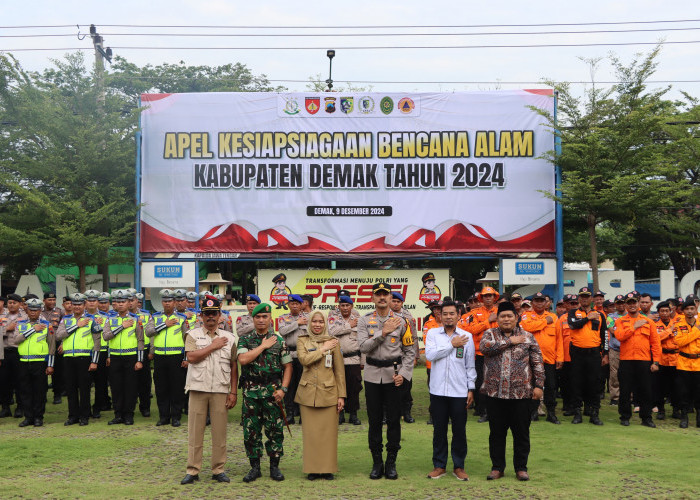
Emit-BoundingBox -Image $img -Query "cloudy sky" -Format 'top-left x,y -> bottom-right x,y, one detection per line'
3,0 -> 700,99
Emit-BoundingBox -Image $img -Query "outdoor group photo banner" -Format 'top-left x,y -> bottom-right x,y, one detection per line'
139,90 -> 555,254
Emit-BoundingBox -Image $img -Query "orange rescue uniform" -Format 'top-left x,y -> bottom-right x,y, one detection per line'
520,310 -> 563,365
673,316 -> 700,372
460,305 -> 497,356
613,314 -> 661,362
655,319 -> 678,367
422,316 -> 441,370
556,314 -> 572,362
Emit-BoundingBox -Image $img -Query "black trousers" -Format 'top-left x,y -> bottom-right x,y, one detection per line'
138,355 -> 152,413
344,364 -> 362,413
110,355 -> 138,419
284,358 -> 303,417
656,365 -> 679,411
619,360 -> 653,420
543,363 -> 557,411
430,394 -> 468,469
18,361 -> 48,420
677,370 -> 700,413
570,346 -> 602,411
91,352 -> 110,412
401,377 -> 413,415
52,352 -> 65,399
486,397 -> 531,473
474,355 -> 486,415
558,361 -> 573,410
64,356 -> 93,420
0,347 -> 22,409
365,381 -> 402,453
153,354 -> 186,420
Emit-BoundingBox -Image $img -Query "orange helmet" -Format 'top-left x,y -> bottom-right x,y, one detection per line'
477,287 -> 500,302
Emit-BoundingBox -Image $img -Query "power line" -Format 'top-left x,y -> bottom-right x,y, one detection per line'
5,40 -> 700,51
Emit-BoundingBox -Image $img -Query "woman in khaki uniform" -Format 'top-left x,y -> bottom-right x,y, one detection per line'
295,311 -> 346,480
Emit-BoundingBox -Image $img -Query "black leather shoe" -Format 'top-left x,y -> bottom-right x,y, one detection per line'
403,413 -> 415,423
620,419 -> 630,426
53,397 -> 62,405
212,472 -> 230,483
34,418 -> 43,427
477,414 -> 489,423
180,474 -> 199,485
679,416 -> 688,428
19,419 -> 32,427
64,418 -> 79,426
156,418 -> 169,426
108,417 -> 124,425
141,410 -> 151,417
349,413 -> 361,425
546,413 -> 561,425
369,462 -> 384,480
124,418 -> 134,425
641,419 -> 656,428
171,419 -> 181,427
307,473 -> 320,481
0,407 -> 12,418
79,418 -> 89,426
572,411 -> 583,424
91,412 -> 101,419
656,412 -> 666,420
589,412 -> 604,426
322,473 -> 335,480
14,408 -> 23,418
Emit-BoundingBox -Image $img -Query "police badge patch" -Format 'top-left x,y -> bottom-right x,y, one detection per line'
325,97 -> 337,113
340,97 -> 354,114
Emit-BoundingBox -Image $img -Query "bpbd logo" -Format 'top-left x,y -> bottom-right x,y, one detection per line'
154,265 -> 183,278
515,262 -> 544,275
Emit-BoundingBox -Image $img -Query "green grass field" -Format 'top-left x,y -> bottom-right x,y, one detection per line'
0,366 -> 697,499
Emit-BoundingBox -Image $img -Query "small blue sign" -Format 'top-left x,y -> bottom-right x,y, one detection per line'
154,265 -> 183,278
515,261 -> 544,275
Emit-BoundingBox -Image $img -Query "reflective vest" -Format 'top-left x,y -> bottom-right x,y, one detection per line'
17,320 -> 50,362
152,312 -> 187,355
108,313 -> 139,356
62,315 -> 97,357
138,309 -> 151,346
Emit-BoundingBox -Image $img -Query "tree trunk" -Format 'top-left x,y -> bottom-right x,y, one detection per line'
78,264 -> 86,293
99,261 -> 109,292
587,214 -> 599,292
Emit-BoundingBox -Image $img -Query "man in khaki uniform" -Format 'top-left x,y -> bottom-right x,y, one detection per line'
278,294 -> 307,423
181,296 -> 239,485
358,282 -> 416,480
329,294 -> 362,425
236,294 -> 262,338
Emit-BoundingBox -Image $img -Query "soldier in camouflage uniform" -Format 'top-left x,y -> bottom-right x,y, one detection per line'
237,303 -> 293,483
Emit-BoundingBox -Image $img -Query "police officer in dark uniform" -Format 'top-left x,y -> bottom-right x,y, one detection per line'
358,282 -> 416,480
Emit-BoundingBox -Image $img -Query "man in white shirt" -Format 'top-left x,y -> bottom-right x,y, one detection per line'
425,300 -> 477,481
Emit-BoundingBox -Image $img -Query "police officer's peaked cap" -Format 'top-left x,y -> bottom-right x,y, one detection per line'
337,289 -> 351,297
288,294 -> 304,303
98,292 -> 111,302
391,291 -> 405,302
173,289 -> 187,299
126,288 -> 137,295
159,289 -> 175,300
201,296 -> 221,312
339,295 -> 353,304
85,289 -> 101,300
252,303 -> 272,317
44,292 -> 57,299
199,290 -> 210,298
578,287 -> 592,296
185,291 -> 198,300
26,298 -> 43,310
70,293 -> 86,303
272,273 -> 287,283
215,294 -> 225,301
246,294 -> 261,304
421,272 -> 436,282
112,290 -> 129,301
135,292 -> 145,301
372,282 -> 391,294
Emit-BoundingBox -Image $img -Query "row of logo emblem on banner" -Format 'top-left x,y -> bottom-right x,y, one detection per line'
283,96 -> 416,116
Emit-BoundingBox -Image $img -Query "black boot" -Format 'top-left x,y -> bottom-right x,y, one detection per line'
242,459 -> 262,483
348,412 -> 361,425
403,411 -> 415,424
679,411 -> 688,429
530,409 -> 539,422
369,451 -> 384,480
546,410 -> 561,425
589,409 -> 603,426
338,410 -> 345,425
0,406 -> 11,418
269,456 -> 284,481
572,409 -> 583,424
384,451 -> 398,480
477,411 -> 488,423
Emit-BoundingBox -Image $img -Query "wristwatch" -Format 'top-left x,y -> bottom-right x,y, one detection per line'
280,386 -> 288,394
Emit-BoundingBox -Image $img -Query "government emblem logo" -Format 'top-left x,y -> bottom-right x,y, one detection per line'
324,96 -> 337,113
305,97 -> 320,114
398,97 -> 415,114
283,97 -> 300,115
359,96 -> 375,114
340,97 -> 354,114
380,96 -> 393,115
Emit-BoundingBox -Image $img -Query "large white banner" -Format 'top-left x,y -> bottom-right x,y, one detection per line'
140,91 -> 555,254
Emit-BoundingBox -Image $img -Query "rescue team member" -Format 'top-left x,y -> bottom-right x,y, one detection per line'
146,289 -> 190,427
329,294 -> 363,425
519,292 -> 563,424
55,293 -> 103,426
567,287 -> 607,426
480,301 -> 545,482
357,282 -> 416,480
510,293 -> 524,316
181,296 -> 239,485
461,287 -> 500,423
13,298 -> 56,427
237,303 -> 293,483
236,294 -> 262,338
278,294 -> 307,424
653,301 -> 679,420
390,291 -> 419,424
0,293 -> 28,418
673,298 -> 700,429
85,289 -> 110,418
612,292 -> 661,428
132,292 -> 153,417
607,295 -> 627,406
41,292 -> 64,405
425,300 -> 476,482
556,295 -> 576,415
423,300 -> 442,425
102,290 -> 145,426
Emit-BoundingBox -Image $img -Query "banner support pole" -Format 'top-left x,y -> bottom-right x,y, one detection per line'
134,112 -> 142,292
554,90 -> 564,303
